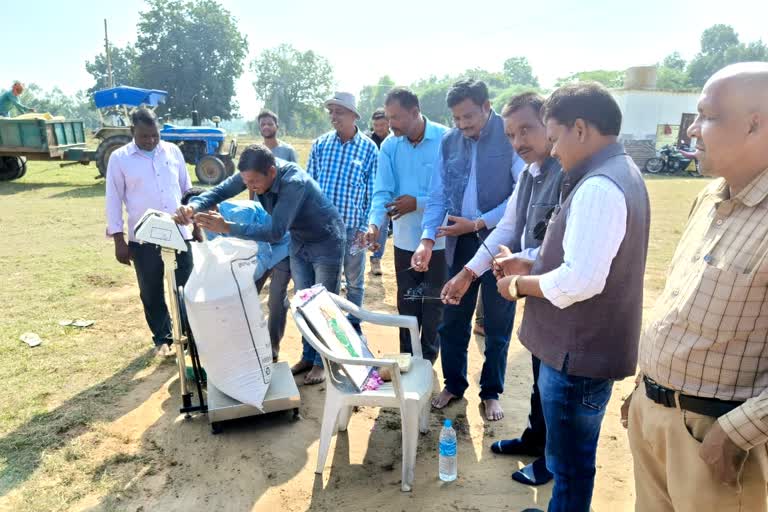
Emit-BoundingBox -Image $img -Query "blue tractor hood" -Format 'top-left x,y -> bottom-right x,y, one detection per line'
93,86 -> 168,108
160,124 -> 226,142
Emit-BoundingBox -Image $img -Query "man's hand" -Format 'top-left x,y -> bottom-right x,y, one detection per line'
411,240 -> 434,272
437,215 -> 480,238
620,394 -> 632,429
441,268 -> 474,305
699,421 -> 748,487
113,234 -> 131,266
385,195 -> 417,220
497,275 -> 521,302
174,205 -> 196,225
492,245 -> 534,279
365,224 -> 381,252
194,211 -> 232,234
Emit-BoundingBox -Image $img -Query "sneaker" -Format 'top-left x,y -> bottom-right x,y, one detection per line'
369,258 -> 383,276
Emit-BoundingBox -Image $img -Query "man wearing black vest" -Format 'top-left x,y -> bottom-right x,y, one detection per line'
442,92 -> 563,487
414,79 -> 524,421
496,83 -> 650,511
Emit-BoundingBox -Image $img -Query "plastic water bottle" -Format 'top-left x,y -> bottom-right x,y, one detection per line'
439,419 -> 457,482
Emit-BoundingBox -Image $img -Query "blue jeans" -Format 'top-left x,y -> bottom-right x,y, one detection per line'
343,228 -> 366,328
255,257 -> 291,361
538,359 -> 614,512
290,252 -> 342,367
439,234 -> 516,400
371,222 -> 388,259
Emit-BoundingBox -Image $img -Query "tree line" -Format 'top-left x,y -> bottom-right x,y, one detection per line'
18,0 -> 768,138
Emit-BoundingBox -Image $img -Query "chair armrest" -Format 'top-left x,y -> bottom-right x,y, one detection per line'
329,293 -> 423,359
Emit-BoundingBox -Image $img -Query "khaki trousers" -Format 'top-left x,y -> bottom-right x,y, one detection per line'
628,387 -> 768,511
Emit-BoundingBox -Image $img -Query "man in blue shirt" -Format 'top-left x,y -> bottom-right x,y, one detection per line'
176,144 -> 345,385
306,92 -> 378,332
365,88 -> 448,364
414,79 -> 524,421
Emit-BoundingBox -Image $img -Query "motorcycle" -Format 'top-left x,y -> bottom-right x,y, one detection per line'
644,144 -> 699,175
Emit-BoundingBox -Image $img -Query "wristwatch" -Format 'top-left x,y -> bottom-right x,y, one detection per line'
507,275 -> 524,301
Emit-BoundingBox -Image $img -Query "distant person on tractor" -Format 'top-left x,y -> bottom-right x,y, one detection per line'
0,82 -> 35,117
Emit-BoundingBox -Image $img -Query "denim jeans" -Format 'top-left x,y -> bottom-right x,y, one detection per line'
538,359 -> 614,512
343,228 -> 366,328
255,257 -> 291,361
439,234 -> 516,400
290,252 -> 342,367
371,222 -> 388,260
129,241 -> 193,347
394,247 -> 447,364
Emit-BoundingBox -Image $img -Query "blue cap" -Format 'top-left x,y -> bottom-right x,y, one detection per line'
444,419 -> 452,428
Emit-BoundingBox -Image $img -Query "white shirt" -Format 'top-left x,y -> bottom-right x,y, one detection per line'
465,162 -> 544,276
538,176 -> 627,309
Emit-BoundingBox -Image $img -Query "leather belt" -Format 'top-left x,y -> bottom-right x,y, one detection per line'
643,375 -> 743,418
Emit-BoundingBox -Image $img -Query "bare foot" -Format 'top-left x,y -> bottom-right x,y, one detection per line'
155,344 -> 174,357
431,388 -> 457,409
483,399 -> 504,421
291,360 -> 313,375
304,365 -> 325,385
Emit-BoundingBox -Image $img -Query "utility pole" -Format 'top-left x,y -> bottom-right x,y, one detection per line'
104,19 -> 114,88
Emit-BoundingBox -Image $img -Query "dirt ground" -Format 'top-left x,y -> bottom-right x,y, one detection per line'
50,252 -> 638,512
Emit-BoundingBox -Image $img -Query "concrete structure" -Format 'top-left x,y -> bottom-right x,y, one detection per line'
610,66 -> 700,169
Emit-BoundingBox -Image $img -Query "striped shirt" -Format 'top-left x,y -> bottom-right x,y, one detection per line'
639,167 -> 768,450
306,129 -> 378,232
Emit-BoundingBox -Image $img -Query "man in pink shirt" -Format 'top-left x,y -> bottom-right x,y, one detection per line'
105,108 -> 193,356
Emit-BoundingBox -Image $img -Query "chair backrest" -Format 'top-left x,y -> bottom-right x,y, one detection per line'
290,286 -> 373,391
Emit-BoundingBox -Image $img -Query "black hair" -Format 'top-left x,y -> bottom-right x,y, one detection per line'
446,79 -> 489,108
257,109 -> 279,125
501,91 -> 545,119
181,186 -> 207,205
131,107 -> 159,128
542,83 -> 622,136
385,87 -> 420,110
371,107 -> 386,120
237,144 -> 276,175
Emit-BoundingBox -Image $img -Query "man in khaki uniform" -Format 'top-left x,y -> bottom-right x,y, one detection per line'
624,62 -> 768,511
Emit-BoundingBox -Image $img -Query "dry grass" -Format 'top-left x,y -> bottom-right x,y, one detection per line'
0,153 -> 710,511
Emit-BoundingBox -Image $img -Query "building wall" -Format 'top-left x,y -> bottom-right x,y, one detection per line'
612,90 -> 699,140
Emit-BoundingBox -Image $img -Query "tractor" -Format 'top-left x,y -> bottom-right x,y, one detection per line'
92,86 -> 237,185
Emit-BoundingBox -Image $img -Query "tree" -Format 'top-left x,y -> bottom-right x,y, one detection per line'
555,70 -> 625,88
135,0 -> 248,120
251,44 -> 335,136
685,24 -> 768,87
502,57 -> 539,87
662,52 -> 686,71
19,85 -> 100,129
85,45 -> 141,93
357,75 -> 395,127
700,24 -> 739,55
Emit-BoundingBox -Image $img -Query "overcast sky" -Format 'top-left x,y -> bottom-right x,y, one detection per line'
3,0 -> 766,118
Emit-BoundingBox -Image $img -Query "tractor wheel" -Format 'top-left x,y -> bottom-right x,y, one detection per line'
644,157 -> 665,174
195,155 -> 227,185
0,156 -> 25,181
220,155 -> 235,176
16,157 -> 27,178
95,135 -> 132,178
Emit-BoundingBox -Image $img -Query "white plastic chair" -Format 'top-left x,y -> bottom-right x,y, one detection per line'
290,291 -> 433,492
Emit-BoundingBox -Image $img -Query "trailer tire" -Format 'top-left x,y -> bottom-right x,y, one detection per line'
195,155 -> 227,185
0,156 -> 25,181
96,135 -> 132,178
220,155 -> 235,176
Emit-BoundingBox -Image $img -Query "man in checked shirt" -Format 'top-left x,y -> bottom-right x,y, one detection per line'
304,92 -> 378,347
624,62 -> 768,511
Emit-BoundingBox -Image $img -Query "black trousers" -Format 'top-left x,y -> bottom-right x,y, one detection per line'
255,257 -> 292,360
521,354 -> 547,450
129,241 -> 193,347
394,247 -> 447,363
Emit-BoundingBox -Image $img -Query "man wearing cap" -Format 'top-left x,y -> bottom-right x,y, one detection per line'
0,82 -> 35,117
365,107 -> 391,276
305,92 -> 378,335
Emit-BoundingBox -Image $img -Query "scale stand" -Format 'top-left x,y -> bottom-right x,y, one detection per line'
135,209 -> 301,432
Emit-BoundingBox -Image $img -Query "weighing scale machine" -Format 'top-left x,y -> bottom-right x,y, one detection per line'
133,209 -> 301,434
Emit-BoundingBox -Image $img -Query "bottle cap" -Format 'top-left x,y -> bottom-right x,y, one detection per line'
444,419 -> 452,428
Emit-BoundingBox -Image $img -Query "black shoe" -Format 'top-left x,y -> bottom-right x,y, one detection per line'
490,438 -> 544,457
521,509 -> 544,512
512,456 -> 553,486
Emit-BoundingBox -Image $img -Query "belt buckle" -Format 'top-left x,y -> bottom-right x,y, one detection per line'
645,377 -> 676,408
